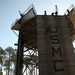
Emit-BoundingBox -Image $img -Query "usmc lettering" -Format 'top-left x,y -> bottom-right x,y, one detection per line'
49,25 -> 64,71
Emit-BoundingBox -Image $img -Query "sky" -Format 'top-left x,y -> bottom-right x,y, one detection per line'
0,0 -> 75,49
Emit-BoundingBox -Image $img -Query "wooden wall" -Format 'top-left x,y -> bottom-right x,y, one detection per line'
37,15 -> 75,75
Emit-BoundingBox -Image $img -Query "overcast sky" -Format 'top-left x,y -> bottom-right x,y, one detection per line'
0,0 -> 75,49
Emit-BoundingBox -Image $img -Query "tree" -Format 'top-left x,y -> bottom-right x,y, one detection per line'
0,46 -> 17,75
0,47 -> 5,72
4,60 -> 10,75
0,56 -> 3,71
10,49 -> 17,65
4,47 -> 15,75
10,49 -> 17,75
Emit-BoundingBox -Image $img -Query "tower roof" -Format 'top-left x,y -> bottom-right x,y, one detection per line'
11,4 -> 37,30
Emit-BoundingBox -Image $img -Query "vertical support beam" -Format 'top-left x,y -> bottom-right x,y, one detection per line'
15,31 -> 24,75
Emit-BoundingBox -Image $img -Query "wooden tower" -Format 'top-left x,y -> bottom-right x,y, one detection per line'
11,4 -> 75,75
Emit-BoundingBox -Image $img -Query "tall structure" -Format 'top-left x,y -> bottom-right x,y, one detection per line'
11,4 -> 75,75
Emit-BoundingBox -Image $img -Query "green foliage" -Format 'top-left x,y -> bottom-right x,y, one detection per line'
0,46 -> 17,75
0,47 -> 4,55
0,47 -> 5,71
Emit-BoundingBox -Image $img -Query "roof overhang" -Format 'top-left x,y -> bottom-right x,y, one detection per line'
11,4 -> 37,31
